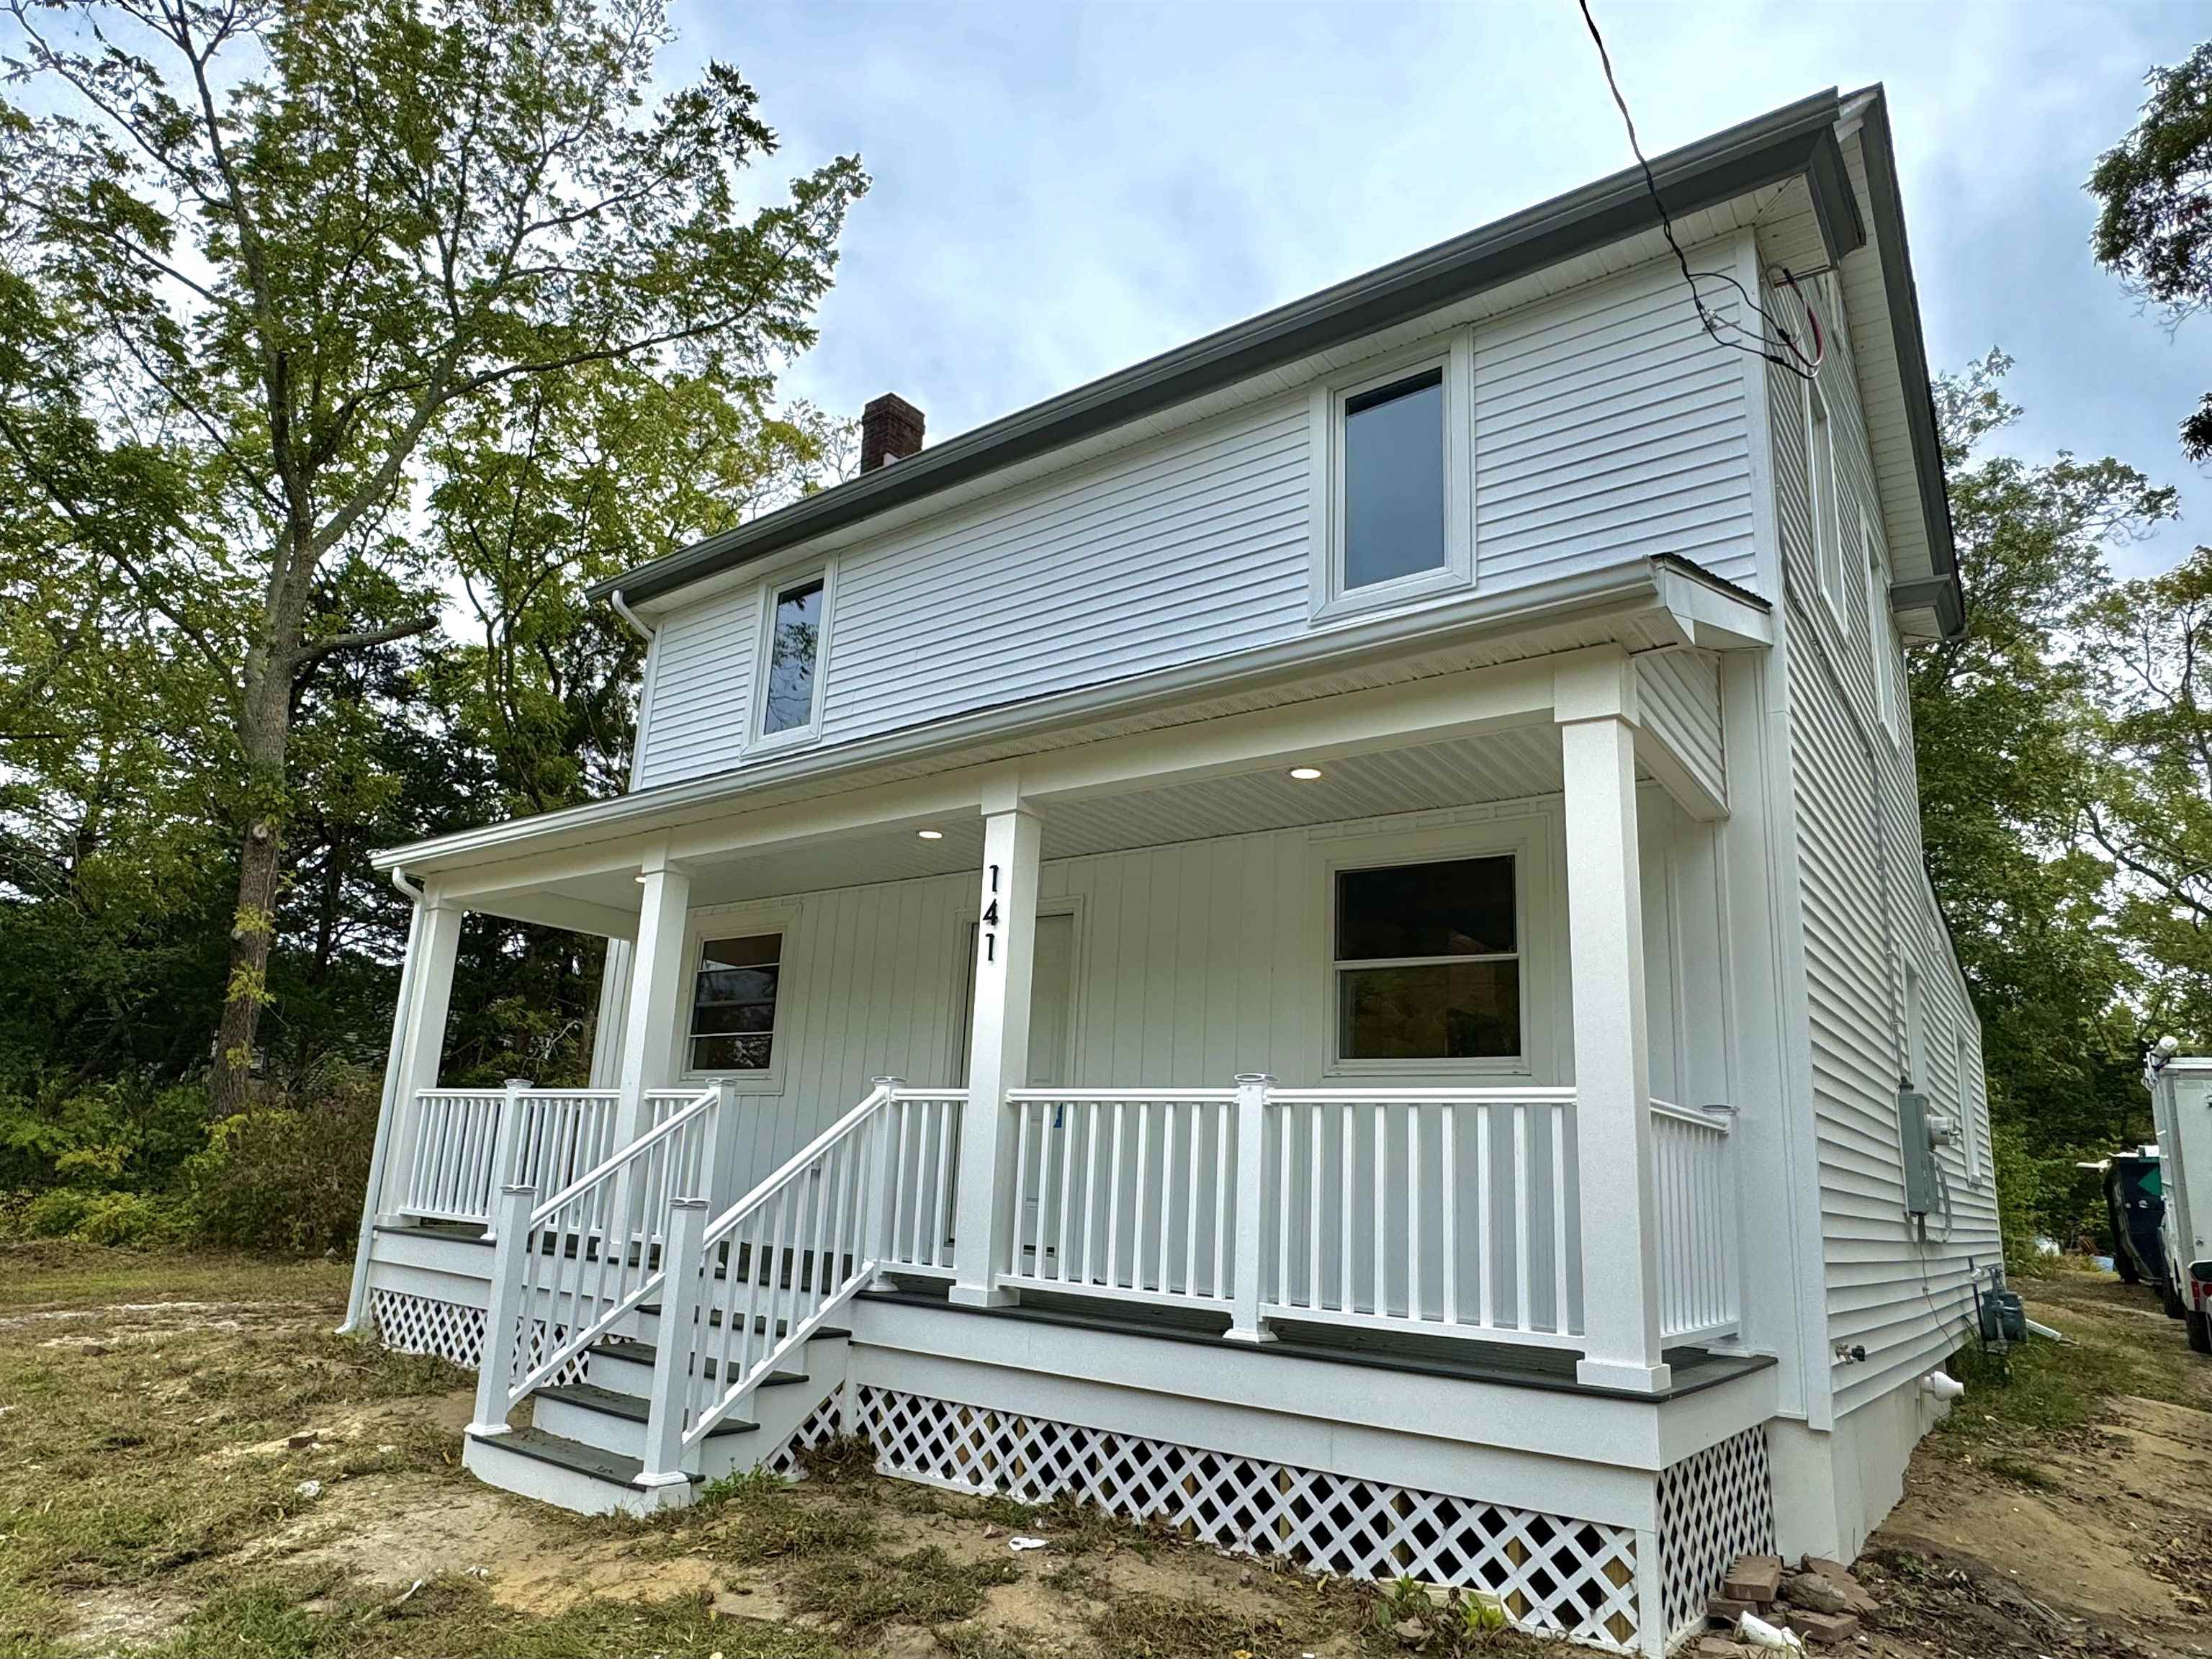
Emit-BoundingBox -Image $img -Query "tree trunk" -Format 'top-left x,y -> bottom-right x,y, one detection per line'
207,608 -> 301,1118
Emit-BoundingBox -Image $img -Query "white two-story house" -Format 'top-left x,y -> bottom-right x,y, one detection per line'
341,84 -> 1996,1656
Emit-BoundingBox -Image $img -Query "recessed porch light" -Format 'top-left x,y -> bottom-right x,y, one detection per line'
917,829 -> 944,840
1288,765 -> 1324,781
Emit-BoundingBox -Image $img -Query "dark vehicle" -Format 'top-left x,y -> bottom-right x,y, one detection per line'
2101,1152 -> 2171,1303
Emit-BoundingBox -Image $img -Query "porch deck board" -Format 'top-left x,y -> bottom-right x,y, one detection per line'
860,1281 -> 1771,1403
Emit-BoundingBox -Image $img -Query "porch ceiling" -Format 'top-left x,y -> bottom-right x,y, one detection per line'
511,724 -> 1611,914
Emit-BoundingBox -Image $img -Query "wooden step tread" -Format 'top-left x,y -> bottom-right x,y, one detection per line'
590,1336 -> 815,1388
468,1424 -> 701,1488
533,1380 -> 757,1437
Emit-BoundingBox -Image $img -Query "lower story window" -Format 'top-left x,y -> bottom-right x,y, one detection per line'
1334,855 -> 1521,1062
689,932 -> 782,1071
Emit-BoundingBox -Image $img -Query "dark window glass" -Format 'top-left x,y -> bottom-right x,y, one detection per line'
763,578 -> 824,734
1336,857 -> 1516,961
690,933 -> 781,1071
1338,960 -> 1521,1060
1343,369 -> 1446,590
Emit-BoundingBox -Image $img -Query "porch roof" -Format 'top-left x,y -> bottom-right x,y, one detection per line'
374,554 -> 1764,928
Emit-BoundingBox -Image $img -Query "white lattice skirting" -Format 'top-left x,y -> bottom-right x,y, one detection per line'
765,1382 -> 848,1478
1656,1426 -> 1776,1640
368,1290 -> 585,1387
856,1384 -> 1645,1649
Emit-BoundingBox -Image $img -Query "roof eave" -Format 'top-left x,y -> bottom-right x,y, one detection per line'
590,88 -> 1863,610
1851,86 -> 1965,639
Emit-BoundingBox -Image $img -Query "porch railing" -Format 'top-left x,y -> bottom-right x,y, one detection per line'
878,1088 -> 966,1276
639,1082 -> 925,1483
1263,1087 -> 1581,1344
1650,1100 -> 1738,1344
400,1085 -> 622,1230
469,1084 -> 721,1437
1002,1090 -> 1236,1308
996,1081 -> 1587,1349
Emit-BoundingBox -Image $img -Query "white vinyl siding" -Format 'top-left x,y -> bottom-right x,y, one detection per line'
1635,648 -> 1725,807
630,246 -> 1763,791
1473,257 -> 1758,593
1766,295 -> 1997,1418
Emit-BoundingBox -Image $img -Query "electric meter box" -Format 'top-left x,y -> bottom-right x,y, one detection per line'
1899,1086 -> 1941,1217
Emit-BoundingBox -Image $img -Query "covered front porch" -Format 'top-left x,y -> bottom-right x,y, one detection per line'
354,626 -> 1768,1399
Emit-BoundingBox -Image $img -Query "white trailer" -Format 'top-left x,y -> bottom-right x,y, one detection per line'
2146,1043 -> 2212,1352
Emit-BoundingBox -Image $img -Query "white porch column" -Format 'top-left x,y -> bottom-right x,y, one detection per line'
1557,654 -> 1670,1393
949,793 -> 1043,1308
615,850 -> 693,1147
374,894 -> 464,1228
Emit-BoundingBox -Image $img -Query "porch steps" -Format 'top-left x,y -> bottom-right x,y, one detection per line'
461,1323 -> 849,1517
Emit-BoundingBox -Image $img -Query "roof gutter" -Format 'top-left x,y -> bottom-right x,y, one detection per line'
589,88 -> 1863,611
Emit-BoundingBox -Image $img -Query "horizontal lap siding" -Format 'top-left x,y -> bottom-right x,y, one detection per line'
1636,649 -> 1725,806
1475,261 -> 1756,592
637,593 -> 757,788
1766,284 -> 1999,1418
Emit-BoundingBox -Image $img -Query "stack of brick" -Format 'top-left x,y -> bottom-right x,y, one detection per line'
1702,1552 -> 1881,1649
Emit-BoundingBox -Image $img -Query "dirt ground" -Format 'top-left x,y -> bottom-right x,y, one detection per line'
3,1244 -> 2211,1658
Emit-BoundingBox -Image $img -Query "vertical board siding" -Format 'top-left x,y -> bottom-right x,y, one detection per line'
1766,282 -> 2000,1418
681,798 -> 1715,1202
1474,260 -> 1757,591
630,248 -> 1767,793
1636,649 -> 1726,806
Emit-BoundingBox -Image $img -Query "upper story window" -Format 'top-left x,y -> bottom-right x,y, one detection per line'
1344,369 -> 1447,590
1864,510 -> 1902,740
688,932 -> 783,1072
1333,854 -> 1521,1064
757,569 -> 830,744
1310,338 -> 1473,621
1806,381 -> 1846,625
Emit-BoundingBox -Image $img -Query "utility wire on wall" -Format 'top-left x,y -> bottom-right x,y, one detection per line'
1574,0 -> 1826,383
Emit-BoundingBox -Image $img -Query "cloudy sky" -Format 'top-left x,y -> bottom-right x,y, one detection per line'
680,0 -> 2210,580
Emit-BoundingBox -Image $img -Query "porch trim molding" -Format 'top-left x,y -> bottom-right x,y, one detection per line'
421,637 -> 1725,917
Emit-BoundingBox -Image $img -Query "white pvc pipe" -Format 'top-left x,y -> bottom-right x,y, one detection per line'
1921,1370 -> 1965,1401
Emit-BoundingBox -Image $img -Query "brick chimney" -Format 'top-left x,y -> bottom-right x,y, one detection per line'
860,393 -> 925,473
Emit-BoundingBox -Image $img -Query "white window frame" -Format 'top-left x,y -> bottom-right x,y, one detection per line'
1320,835 -> 1534,1079
677,899 -> 801,1092
1955,1027 -> 1983,1186
1863,505 -> 1902,742
1805,378 -> 1846,627
749,561 -> 836,752
1307,332 -> 1476,624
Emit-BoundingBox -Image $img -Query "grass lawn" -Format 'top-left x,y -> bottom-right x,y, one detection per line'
0,1241 -> 1539,1658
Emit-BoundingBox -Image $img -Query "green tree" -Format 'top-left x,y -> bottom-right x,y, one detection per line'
0,0 -> 864,1113
1912,352 -> 2171,1212
2074,547 -> 2212,1045
2090,40 -> 2212,459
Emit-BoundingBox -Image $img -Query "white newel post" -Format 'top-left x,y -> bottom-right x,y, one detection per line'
1226,1073 -> 1275,1343
470,1182 -> 535,1437
950,799 -> 1042,1308
639,1196 -> 710,1492
377,895 -> 464,1227
866,1077 -> 904,1291
1557,653 -> 1670,1393
485,1078 -> 532,1231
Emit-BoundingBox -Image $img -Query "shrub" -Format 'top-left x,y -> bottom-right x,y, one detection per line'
19,1186 -> 97,1238
8,1185 -> 187,1249
184,1061 -> 379,1253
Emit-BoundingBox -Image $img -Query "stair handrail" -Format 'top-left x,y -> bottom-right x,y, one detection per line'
637,1082 -> 896,1480
469,1084 -> 719,1439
